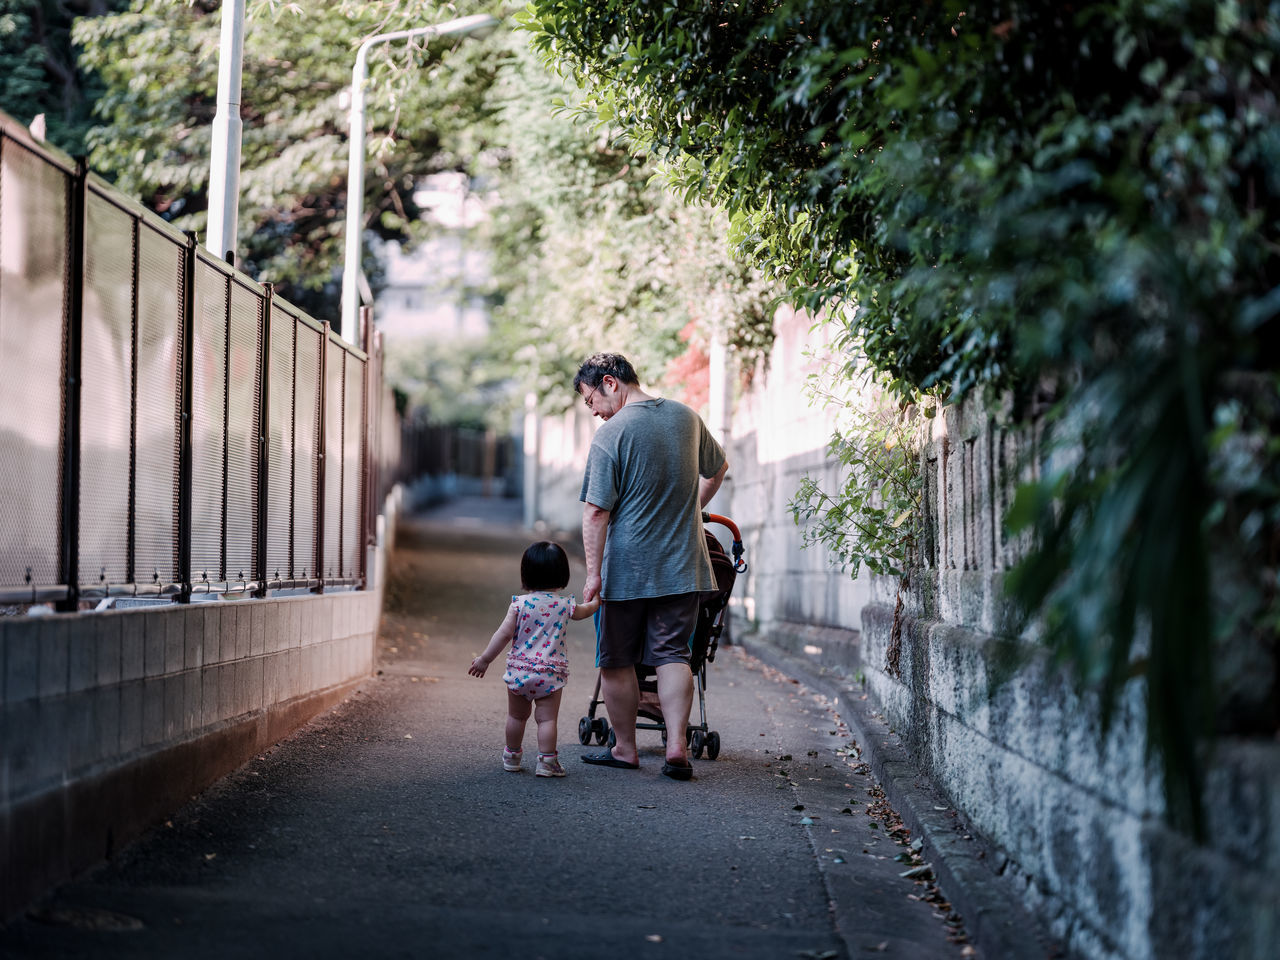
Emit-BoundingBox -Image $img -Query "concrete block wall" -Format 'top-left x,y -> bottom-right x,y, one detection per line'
858,399 -> 1280,960
0,589 -> 381,919
723,306 -> 870,663
523,400 -> 598,535
718,309 -> 1278,960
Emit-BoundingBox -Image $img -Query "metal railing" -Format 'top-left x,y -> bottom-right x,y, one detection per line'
0,110 -> 381,605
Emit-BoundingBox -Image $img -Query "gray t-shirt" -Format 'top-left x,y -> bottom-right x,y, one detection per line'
580,397 -> 726,601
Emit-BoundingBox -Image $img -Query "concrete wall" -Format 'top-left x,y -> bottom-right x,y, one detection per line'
717,309 -> 1279,960
522,395 -> 601,536
856,400 -> 1280,960
0,499 -> 395,921
721,307 -> 870,660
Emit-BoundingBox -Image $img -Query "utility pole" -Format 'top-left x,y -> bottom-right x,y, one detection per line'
206,0 -> 246,263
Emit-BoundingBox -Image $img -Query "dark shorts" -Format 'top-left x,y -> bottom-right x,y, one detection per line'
595,593 -> 700,669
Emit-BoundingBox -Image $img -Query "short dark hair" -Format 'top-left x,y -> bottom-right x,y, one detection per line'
521,540 -> 570,591
573,353 -> 640,394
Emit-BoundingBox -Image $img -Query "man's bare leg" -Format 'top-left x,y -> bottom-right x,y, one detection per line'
656,662 -> 694,763
599,666 -> 640,764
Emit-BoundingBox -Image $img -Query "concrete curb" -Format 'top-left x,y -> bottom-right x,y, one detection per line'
734,634 -> 1062,960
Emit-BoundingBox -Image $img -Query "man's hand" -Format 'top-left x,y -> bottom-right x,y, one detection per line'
582,573 -> 603,605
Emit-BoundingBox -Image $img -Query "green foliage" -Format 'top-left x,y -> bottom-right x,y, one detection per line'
477,34 -> 776,413
74,0 -> 507,320
525,0 -> 1280,835
0,0 -> 126,155
65,0 -> 772,416
383,334 -> 512,430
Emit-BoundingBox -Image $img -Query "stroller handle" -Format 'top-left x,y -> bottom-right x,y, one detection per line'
703,512 -> 748,573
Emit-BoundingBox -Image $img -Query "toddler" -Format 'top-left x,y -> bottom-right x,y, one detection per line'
468,541 -> 599,777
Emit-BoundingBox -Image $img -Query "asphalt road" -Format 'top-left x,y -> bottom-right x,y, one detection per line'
1,499 -> 966,960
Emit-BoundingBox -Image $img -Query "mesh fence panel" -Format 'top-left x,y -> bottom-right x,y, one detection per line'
293,323 -> 322,579
133,223 -> 183,588
265,304 -> 295,581
0,126 -> 389,600
190,259 -> 228,583
79,191 -> 134,589
342,355 -> 365,579
225,278 -> 262,583
323,339 -> 344,579
0,139 -> 69,592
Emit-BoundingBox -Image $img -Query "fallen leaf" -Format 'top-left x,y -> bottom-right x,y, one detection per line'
645,934 -> 663,943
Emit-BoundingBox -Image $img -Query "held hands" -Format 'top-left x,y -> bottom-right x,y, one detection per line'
582,573 -> 603,605
468,656 -> 490,678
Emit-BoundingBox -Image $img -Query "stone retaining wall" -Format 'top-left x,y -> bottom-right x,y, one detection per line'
722,309 -> 1279,960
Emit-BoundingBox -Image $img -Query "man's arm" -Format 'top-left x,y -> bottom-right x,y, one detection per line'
698,460 -> 728,508
581,502 -> 610,603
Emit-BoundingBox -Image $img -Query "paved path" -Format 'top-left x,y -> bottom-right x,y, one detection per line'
1,500 -> 966,959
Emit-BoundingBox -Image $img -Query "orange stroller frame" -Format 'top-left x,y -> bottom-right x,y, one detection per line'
577,513 -> 748,760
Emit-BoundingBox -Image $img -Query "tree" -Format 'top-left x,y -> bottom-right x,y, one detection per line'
68,1 -> 774,420
523,0 -> 1280,834
74,0 -> 506,321
0,0 -> 125,154
474,34 -> 776,415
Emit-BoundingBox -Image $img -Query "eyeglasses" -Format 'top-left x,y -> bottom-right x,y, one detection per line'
582,381 -> 604,408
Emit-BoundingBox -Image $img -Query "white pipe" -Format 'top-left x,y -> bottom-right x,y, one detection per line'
340,13 -> 498,341
206,0 -> 247,262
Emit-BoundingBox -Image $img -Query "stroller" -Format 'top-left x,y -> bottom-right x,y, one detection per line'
577,513 -> 748,760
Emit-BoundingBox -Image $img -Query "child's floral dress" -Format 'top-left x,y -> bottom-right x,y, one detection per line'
502,591 -> 574,700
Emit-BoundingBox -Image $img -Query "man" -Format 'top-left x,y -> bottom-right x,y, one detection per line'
574,353 -> 728,780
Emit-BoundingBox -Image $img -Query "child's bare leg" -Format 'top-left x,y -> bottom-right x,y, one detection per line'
506,691 -> 532,752
533,689 -> 563,755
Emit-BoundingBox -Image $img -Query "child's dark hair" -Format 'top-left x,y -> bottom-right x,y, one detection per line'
521,540 -> 570,591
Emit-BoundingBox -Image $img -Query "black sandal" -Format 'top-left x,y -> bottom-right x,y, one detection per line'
581,748 -> 639,769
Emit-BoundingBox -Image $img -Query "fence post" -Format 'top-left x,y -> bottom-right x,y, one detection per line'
57,157 -> 88,612
360,305 -> 374,586
313,322 -> 328,594
177,233 -> 197,603
126,216 -> 140,589
257,284 -> 273,597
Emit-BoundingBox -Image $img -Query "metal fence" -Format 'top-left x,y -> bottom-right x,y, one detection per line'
0,111 -> 383,605
395,422 -> 517,495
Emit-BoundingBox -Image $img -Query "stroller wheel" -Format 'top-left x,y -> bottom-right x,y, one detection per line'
577,717 -> 593,746
594,717 -> 611,745
690,729 -> 706,759
705,730 -> 721,761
